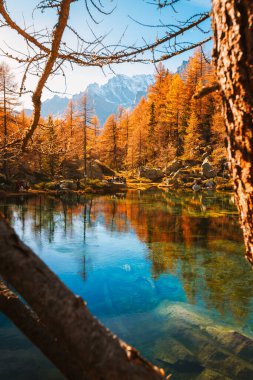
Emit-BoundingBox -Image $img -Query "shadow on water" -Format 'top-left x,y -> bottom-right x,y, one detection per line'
0,190 -> 253,379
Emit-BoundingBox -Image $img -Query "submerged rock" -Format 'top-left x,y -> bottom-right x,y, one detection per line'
153,302 -> 253,380
196,368 -> 230,380
206,328 -> 253,365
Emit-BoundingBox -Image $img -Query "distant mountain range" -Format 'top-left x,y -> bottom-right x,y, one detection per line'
25,62 -> 189,126
176,60 -> 188,76
26,74 -> 154,126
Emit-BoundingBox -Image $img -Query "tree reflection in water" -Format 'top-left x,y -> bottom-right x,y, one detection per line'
1,190 -> 252,327
1,190 -> 253,379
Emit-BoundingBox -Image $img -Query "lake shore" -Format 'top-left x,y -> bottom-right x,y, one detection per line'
0,179 -> 234,200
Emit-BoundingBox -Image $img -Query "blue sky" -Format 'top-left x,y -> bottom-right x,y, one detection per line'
1,0 -> 211,106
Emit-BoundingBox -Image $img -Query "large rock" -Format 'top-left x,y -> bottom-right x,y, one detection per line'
86,162 -> 104,179
184,159 -> 202,167
204,179 -> 216,190
86,160 -> 115,179
59,181 -> 77,190
94,160 -> 115,176
201,158 -> 217,179
154,303 -> 253,380
138,167 -> 164,181
164,159 -> 183,175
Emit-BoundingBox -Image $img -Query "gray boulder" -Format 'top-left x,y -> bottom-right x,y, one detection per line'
164,159 -> 183,175
192,182 -> 202,192
94,160 -> 115,176
139,167 -> 164,181
86,162 -> 104,179
205,179 -> 216,190
85,160 -> 115,179
60,181 -> 77,190
201,158 -> 217,179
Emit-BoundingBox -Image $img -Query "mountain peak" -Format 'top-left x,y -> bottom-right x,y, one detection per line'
36,73 -> 154,125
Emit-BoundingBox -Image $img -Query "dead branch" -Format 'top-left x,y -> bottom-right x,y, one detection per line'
154,36 -> 212,62
193,82 -> 219,99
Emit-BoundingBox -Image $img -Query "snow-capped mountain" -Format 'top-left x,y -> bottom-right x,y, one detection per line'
176,60 -> 188,77
27,74 -> 154,126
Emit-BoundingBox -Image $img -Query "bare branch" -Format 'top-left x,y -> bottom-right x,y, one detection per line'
153,36 -> 212,62
193,82 -> 219,99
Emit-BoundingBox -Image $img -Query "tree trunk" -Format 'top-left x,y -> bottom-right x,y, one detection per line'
0,282 -> 87,380
212,0 -> 253,265
3,75 -> 8,179
84,113 -> 87,178
0,214 -> 165,380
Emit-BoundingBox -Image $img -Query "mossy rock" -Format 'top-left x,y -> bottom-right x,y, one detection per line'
33,183 -> 46,190
216,181 -> 233,191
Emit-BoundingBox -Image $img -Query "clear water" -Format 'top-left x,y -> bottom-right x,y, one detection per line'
0,190 -> 253,380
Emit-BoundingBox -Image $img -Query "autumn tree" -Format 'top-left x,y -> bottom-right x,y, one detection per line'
165,73 -> 185,157
98,114 -> 119,170
210,99 -> 227,165
44,116 -> 61,178
60,100 -> 78,177
116,107 -> 131,169
89,115 -> 100,161
126,97 -> 149,169
147,102 -> 157,161
66,100 -> 75,139
148,64 -> 173,162
0,63 -> 19,178
121,52 -> 220,168
77,95 -> 94,179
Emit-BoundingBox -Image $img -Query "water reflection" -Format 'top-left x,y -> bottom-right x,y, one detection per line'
1,191 -> 252,323
0,190 -> 253,379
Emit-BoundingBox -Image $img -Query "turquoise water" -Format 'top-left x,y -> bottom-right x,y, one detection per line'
0,190 -> 253,379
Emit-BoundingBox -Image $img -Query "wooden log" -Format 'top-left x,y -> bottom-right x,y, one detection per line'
0,281 -> 88,380
0,214 -> 165,380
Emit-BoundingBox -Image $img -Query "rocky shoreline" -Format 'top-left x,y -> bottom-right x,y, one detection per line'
0,154 -> 233,197
138,156 -> 233,192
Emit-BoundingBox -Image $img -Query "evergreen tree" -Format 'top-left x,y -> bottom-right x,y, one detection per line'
45,116 -> 60,178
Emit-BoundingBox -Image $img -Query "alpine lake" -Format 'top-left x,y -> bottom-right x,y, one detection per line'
1,189 -> 253,380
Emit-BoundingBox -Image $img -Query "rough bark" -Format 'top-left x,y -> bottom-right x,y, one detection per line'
0,282 -> 88,380
212,0 -> 253,265
0,214 -> 165,380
